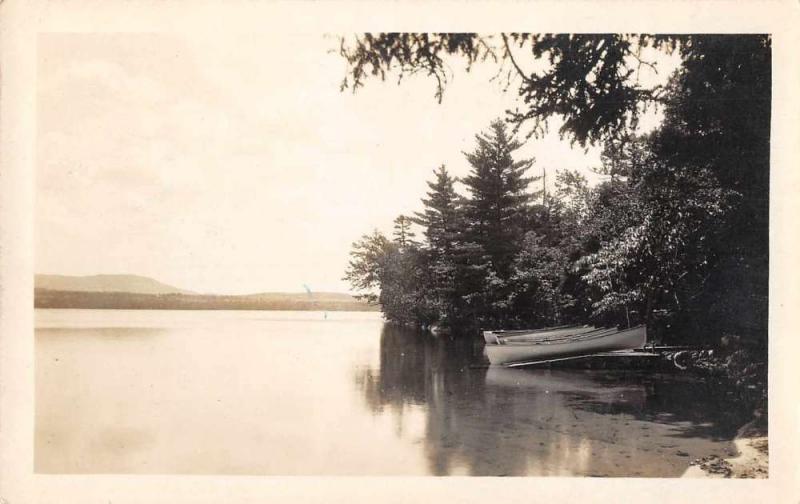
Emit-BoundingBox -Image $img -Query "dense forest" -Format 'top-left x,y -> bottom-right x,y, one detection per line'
342,34 -> 770,349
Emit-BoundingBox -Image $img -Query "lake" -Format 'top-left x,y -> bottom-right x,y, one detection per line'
35,309 -> 750,476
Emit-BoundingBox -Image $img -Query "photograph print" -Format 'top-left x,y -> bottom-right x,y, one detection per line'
34,32 -> 769,478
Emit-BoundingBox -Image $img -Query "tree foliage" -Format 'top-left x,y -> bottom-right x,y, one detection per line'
339,33 -> 680,146
392,215 -> 416,248
342,34 -> 770,348
343,230 -> 394,305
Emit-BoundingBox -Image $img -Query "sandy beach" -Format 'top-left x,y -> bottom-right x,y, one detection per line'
682,416 -> 768,478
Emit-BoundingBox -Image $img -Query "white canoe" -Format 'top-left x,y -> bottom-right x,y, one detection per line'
484,325 -> 647,367
483,324 -> 596,345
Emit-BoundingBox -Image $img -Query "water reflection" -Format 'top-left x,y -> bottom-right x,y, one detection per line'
355,325 -> 744,477
355,325 -> 484,412
36,310 -> 749,476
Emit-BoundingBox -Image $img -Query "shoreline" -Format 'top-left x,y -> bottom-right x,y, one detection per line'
33,288 -> 379,312
681,415 -> 768,478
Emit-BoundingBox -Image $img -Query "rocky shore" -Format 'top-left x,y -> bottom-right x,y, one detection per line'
672,345 -> 768,478
682,415 -> 768,478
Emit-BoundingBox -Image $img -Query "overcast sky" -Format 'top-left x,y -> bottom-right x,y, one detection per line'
35,33 -> 679,294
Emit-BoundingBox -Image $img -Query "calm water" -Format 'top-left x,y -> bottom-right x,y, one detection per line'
35,309 -> 749,476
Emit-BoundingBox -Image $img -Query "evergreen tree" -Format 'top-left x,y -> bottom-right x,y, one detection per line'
411,166 -> 462,326
461,120 -> 539,277
459,120 -> 539,324
392,215 -> 416,249
413,165 -> 460,254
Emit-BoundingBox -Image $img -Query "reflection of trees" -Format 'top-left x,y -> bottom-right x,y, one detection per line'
354,324 -> 740,476
354,324 -> 484,417
354,325 -> 644,475
570,374 -> 754,440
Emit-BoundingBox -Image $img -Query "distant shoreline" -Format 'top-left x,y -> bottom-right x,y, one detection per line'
34,288 -> 379,312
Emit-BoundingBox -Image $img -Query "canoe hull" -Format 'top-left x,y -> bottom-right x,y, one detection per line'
484,326 -> 647,366
483,325 -> 597,345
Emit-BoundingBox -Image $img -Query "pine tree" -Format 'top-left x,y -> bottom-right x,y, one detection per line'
461,120 -> 539,280
413,165 -> 459,253
412,166 -> 463,327
392,215 -> 416,249
459,120 -> 540,325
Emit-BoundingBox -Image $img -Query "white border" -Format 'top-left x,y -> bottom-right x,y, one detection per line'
2,1 -> 798,502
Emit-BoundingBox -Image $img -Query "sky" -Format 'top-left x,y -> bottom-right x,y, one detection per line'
35,33 -> 680,295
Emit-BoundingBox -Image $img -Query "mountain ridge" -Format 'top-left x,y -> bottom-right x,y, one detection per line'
35,274 -> 193,295
33,274 -> 373,311
34,274 -> 357,298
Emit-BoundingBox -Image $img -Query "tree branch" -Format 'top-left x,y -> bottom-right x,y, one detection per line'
502,33 -> 532,83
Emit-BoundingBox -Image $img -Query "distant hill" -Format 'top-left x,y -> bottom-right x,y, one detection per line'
35,274 -> 192,295
240,292 -> 363,302
33,274 -> 377,312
